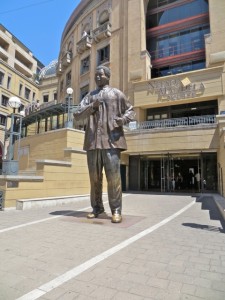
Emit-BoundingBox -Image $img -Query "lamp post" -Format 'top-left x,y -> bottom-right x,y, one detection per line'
2,96 -> 22,175
66,87 -> 73,128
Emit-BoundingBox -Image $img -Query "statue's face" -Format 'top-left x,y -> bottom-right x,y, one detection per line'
95,68 -> 109,88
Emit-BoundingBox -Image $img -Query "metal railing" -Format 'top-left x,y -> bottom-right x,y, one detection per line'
127,115 -> 216,131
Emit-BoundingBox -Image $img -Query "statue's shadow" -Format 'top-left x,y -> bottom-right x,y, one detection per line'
49,210 -> 111,220
49,210 -> 144,228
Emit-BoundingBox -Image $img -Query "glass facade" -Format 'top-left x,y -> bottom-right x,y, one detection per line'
146,0 -> 209,78
147,0 -> 209,28
152,60 -> 206,77
130,153 -> 217,193
148,25 -> 210,60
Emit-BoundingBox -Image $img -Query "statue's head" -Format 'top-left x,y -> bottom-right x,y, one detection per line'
95,65 -> 111,88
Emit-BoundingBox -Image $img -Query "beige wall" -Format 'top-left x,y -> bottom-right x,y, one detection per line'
0,128 -> 94,208
57,0 -> 150,107
133,66 -> 224,110
0,61 -> 40,157
16,128 -> 84,170
126,126 -> 218,155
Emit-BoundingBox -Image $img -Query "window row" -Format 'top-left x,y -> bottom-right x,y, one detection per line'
80,45 -> 110,75
147,0 -> 177,10
60,45 -> 110,94
148,25 -> 209,60
42,92 -> 57,103
146,100 -> 217,121
147,0 -> 209,28
0,70 -> 37,102
151,59 -> 205,78
0,93 -> 26,114
0,70 -> 12,89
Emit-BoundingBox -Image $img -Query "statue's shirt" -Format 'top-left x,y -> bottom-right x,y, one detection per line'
74,85 -> 135,151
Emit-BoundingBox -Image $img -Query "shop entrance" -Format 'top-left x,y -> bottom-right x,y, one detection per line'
139,153 -> 217,193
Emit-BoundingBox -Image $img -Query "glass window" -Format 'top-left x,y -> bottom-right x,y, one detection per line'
0,114 -> 6,126
150,25 -> 209,62
7,76 -> 11,89
0,71 -> 4,85
148,0 -> 177,10
152,59 -> 206,78
148,0 -> 209,28
97,45 -> 110,65
1,95 -> 9,107
80,85 -> 89,101
60,80 -> 63,92
161,113 -> 168,119
43,95 -> 49,103
25,87 -> 31,100
19,83 -> 23,96
192,60 -> 205,70
81,56 -> 90,74
182,63 -> 192,72
66,71 -> 72,86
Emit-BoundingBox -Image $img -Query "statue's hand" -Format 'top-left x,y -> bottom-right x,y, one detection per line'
114,117 -> 124,127
92,99 -> 102,108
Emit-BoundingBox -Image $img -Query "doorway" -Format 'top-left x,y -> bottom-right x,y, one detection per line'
137,153 -> 217,193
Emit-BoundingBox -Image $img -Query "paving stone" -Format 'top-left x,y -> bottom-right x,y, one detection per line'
0,193 -> 225,300
112,291 -> 144,300
181,283 -> 196,295
195,286 -> 225,300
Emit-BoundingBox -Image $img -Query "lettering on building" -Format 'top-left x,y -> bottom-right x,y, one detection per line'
148,78 -> 205,102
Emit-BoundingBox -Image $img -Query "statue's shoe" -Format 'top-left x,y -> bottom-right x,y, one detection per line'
111,213 -> 122,223
87,208 -> 105,219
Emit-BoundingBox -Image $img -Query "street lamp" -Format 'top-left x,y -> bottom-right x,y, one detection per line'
66,87 -> 73,128
8,96 -> 22,113
2,96 -> 23,175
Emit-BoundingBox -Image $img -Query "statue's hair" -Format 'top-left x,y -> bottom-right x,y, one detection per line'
96,65 -> 111,79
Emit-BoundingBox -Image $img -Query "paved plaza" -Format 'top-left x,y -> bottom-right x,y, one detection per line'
0,193 -> 225,300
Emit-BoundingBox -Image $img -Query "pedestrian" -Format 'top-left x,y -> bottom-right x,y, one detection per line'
195,172 -> 201,190
176,172 -> 183,190
73,65 -> 135,223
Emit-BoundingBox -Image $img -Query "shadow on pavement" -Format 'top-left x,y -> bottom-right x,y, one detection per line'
182,195 -> 225,233
182,222 -> 224,233
49,210 -> 144,228
49,210 -> 111,220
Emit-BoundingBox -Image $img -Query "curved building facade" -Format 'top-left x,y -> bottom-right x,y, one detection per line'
56,0 -> 225,195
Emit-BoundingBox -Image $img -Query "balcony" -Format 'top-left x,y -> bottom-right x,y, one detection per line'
76,35 -> 92,54
126,115 -> 216,131
0,45 -> 9,62
92,22 -> 112,43
57,51 -> 72,74
56,61 -> 62,75
14,59 -> 33,78
61,51 -> 72,68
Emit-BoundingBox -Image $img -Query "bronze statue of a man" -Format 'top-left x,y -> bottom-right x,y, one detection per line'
74,65 -> 135,223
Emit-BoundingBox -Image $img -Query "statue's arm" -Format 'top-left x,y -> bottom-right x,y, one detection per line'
73,94 -> 96,121
122,100 -> 136,124
119,92 -> 136,125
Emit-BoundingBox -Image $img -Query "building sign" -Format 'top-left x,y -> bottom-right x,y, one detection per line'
148,77 -> 205,101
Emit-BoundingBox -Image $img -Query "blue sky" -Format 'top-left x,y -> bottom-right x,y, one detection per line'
0,0 -> 80,66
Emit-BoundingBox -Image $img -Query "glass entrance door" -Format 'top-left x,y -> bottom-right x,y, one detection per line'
139,152 -> 217,193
